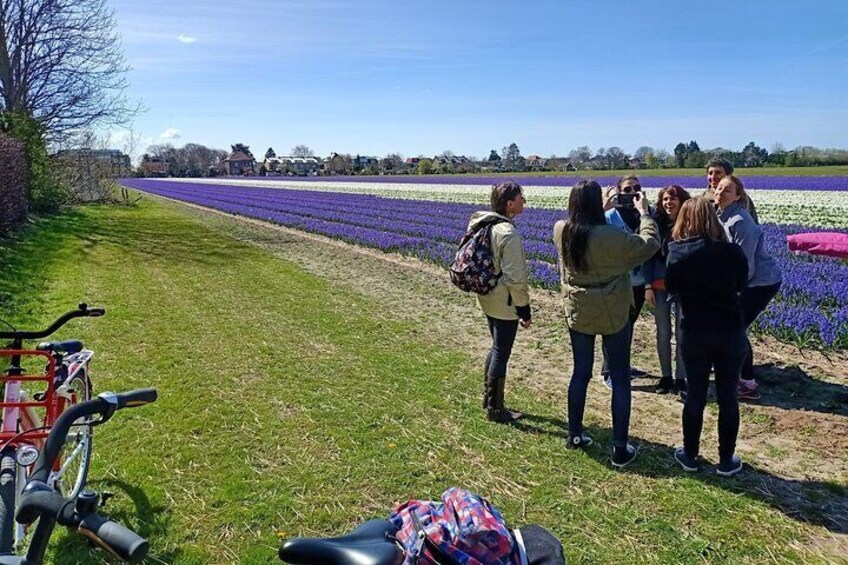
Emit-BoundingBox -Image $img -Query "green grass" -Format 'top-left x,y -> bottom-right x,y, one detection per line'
0,200 -> 844,563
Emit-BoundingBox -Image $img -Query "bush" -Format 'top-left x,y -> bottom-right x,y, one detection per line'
0,112 -> 70,214
0,133 -> 28,237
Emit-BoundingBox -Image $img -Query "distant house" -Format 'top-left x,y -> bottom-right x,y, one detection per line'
404,157 -> 421,167
629,157 -> 647,169
352,155 -> 379,171
222,150 -> 255,176
140,156 -> 168,177
54,148 -> 132,176
277,156 -> 320,176
324,152 -> 350,175
525,155 -> 546,170
546,158 -> 576,172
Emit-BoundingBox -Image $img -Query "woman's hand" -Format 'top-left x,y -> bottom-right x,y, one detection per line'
520,319 -> 532,329
645,288 -> 656,308
603,187 -> 617,211
634,192 -> 649,216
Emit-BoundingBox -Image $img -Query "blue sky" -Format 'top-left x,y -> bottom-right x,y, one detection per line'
109,0 -> 848,159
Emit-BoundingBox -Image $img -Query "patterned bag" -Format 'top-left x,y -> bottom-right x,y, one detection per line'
389,487 -> 518,565
449,218 -> 506,295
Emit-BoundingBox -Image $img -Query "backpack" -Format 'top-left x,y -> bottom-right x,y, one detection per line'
449,218 -> 507,295
389,487 -> 518,565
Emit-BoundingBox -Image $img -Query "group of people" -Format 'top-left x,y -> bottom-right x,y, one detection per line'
471,159 -> 782,476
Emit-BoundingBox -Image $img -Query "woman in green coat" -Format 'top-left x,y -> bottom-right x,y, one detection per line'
554,180 -> 659,468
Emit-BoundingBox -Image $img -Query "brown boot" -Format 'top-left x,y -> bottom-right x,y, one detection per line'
486,376 -> 523,422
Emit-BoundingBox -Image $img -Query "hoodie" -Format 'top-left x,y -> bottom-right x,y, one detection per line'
666,237 -> 748,331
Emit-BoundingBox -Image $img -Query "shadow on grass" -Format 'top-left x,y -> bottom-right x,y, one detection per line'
630,363 -> 848,417
509,413 -> 848,535
755,363 -> 848,417
51,477 -> 180,564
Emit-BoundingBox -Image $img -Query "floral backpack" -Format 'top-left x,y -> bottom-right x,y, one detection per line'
389,487 -> 518,565
449,218 -> 507,295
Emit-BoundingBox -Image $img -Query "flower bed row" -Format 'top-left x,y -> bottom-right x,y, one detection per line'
165,178 -> 848,228
121,179 -> 848,349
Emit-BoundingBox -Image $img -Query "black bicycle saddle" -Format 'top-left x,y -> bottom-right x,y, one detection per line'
279,519 -> 403,565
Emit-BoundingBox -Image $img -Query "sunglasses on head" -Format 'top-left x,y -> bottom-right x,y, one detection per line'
621,184 -> 642,193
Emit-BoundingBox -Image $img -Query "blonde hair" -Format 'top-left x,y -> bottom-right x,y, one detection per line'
722,175 -> 752,212
672,197 -> 728,242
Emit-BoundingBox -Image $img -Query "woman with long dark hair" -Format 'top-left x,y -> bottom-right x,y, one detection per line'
645,185 -> 691,395
666,197 -> 749,476
554,180 -> 659,468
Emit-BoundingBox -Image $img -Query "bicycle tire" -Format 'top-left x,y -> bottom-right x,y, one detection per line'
55,372 -> 93,498
0,451 -> 16,554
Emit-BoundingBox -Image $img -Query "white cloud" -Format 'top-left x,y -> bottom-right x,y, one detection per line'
160,128 -> 182,140
177,34 -> 197,44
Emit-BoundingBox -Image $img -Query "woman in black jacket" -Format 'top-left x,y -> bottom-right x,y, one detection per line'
665,197 -> 749,477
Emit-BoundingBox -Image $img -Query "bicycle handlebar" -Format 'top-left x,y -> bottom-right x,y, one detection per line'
0,303 -> 105,341
16,488 -> 148,562
29,389 -> 158,484
15,388 -> 156,563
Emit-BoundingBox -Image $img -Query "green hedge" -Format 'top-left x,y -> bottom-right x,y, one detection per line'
0,132 -> 27,236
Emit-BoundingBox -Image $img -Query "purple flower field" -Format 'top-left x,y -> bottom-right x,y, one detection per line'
237,174 -> 848,191
121,179 -> 848,349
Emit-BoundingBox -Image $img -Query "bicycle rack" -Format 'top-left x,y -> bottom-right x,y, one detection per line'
0,349 -> 58,445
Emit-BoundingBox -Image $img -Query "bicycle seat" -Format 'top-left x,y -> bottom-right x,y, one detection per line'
36,340 -> 83,354
279,519 -> 403,565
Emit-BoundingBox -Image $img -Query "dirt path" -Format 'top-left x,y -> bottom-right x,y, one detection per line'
158,197 -> 848,549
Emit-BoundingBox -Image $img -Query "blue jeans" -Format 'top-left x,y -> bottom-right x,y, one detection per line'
653,290 -> 686,380
568,324 -> 632,447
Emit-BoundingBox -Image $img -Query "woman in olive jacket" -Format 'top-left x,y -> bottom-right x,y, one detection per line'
554,180 -> 659,468
470,181 -> 532,423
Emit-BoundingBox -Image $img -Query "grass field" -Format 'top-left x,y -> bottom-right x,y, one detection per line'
0,199 -> 845,564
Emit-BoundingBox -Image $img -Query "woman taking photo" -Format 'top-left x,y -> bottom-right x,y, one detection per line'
645,185 -> 691,395
714,176 -> 782,401
666,197 -> 749,476
554,180 -> 659,468
470,181 -> 532,423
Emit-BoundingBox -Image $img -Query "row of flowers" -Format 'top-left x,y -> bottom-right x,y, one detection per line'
121,179 -> 848,349
165,178 -> 848,228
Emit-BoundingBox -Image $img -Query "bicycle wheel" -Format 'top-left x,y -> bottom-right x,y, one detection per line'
55,373 -> 93,498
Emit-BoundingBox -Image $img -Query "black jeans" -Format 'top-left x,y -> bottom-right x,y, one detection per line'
568,324 -> 632,447
680,328 -> 747,461
484,316 -> 519,380
740,282 -> 781,380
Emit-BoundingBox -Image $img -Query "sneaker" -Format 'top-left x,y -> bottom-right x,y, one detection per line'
611,444 -> 638,469
737,380 -> 761,401
566,434 -> 593,450
602,375 -> 613,390
655,376 -> 673,394
630,366 -> 647,378
675,378 -> 688,401
716,455 -> 743,477
673,448 -> 701,472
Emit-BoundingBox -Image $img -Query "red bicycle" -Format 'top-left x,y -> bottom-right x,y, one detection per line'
0,304 -> 104,552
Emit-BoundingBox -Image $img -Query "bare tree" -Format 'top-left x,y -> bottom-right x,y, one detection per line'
0,0 -> 139,139
291,144 -> 314,157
